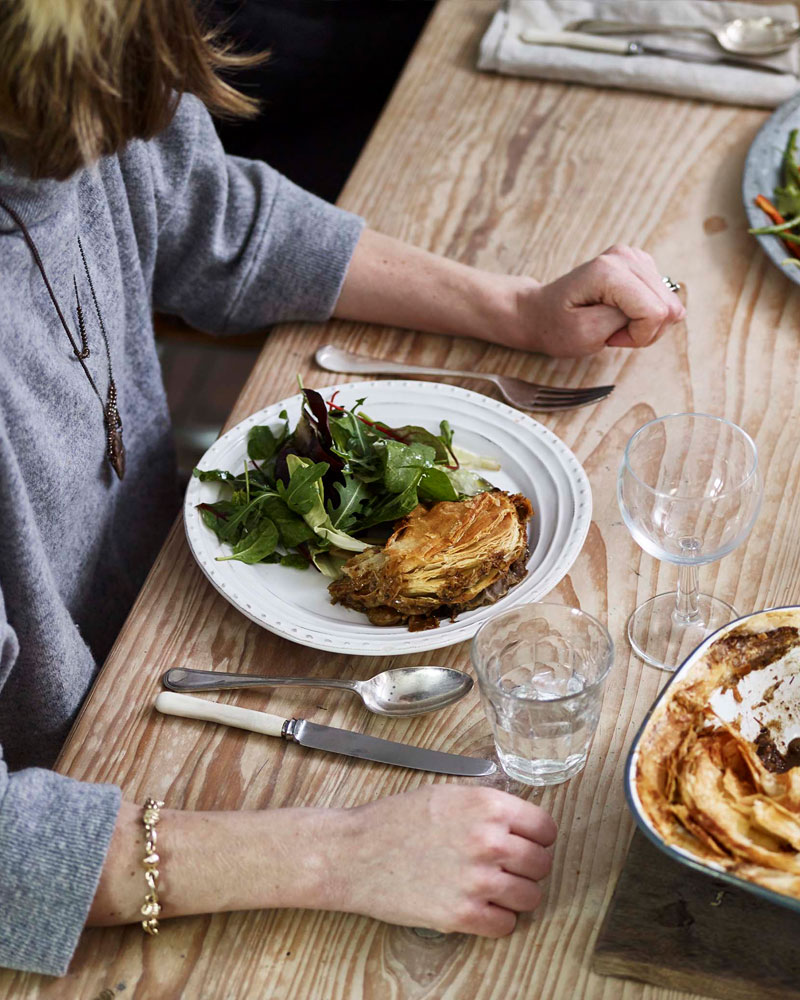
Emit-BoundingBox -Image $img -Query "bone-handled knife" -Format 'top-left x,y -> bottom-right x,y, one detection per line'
518,29 -> 792,73
155,692 -> 496,776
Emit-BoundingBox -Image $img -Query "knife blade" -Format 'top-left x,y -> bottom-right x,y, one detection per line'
518,29 -> 792,75
155,692 -> 496,776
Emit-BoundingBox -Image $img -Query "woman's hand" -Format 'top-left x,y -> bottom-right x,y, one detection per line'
327,785 -> 557,937
510,244 -> 686,358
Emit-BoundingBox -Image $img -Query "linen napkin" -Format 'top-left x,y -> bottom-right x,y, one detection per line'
478,0 -> 800,107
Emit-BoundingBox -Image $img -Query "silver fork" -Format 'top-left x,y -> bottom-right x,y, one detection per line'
315,345 -> 614,412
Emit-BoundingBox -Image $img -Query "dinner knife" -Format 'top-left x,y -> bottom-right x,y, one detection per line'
155,692 -> 496,776
518,29 -> 791,74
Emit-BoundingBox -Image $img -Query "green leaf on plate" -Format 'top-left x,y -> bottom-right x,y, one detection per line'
248,417 -> 289,462
377,439 -> 437,494
393,425 -> 449,463
216,517 -> 279,564
418,466 -> 458,502
280,552 -> 310,570
359,477 -> 421,529
444,467 -> 496,497
276,459 -> 329,516
193,467 -> 240,483
327,476 -> 371,531
283,456 -> 368,551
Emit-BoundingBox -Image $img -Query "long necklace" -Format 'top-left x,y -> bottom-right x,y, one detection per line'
0,195 -> 126,479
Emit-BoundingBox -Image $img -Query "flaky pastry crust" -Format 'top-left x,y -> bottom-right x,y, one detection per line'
328,490 -> 532,630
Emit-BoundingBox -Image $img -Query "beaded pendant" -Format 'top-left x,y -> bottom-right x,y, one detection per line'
104,381 -> 126,480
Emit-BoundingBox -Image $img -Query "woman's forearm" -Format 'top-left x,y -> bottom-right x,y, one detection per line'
87,801 -> 341,924
333,229 -> 536,350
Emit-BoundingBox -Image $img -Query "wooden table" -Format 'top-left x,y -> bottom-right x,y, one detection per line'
4,2 -> 800,997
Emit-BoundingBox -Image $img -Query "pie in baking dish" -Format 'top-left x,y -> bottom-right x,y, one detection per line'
636,615 -> 800,898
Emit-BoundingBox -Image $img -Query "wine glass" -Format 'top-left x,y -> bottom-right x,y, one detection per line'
617,413 -> 762,671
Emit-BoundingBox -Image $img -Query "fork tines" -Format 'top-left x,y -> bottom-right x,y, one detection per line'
531,384 -> 615,411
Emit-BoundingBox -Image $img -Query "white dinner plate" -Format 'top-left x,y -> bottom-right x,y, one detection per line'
184,380 -> 592,655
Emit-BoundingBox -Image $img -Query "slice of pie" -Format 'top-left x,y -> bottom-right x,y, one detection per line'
328,490 -> 532,630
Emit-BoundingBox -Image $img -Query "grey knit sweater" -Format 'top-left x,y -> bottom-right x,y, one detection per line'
0,95 -> 363,975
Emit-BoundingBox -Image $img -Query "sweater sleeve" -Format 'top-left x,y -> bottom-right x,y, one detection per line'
145,94 -> 365,334
0,598 -> 121,976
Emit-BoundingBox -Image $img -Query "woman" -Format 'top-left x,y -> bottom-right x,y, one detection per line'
0,0 -> 683,977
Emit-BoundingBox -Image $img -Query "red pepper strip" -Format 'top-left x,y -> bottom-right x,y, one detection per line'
326,398 -> 459,469
325,400 -> 405,441
196,502 -> 228,520
373,422 -> 406,442
754,195 -> 800,259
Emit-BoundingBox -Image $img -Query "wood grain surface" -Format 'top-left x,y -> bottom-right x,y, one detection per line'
3,1 -> 800,997
593,832 -> 800,1000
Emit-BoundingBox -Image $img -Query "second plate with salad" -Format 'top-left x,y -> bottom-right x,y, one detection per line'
743,90 -> 800,284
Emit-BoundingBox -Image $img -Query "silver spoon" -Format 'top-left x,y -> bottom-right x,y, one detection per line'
567,16 -> 800,56
162,665 -> 473,718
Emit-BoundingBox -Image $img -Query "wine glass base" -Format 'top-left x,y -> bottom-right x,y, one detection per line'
627,592 -> 738,672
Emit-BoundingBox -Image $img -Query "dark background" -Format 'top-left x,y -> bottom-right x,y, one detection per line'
207,0 -> 434,201
161,1 -> 434,480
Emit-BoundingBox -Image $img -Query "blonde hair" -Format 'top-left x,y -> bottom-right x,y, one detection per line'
0,0 -> 262,180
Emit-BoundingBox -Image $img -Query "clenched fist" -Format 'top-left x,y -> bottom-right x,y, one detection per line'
324,784 -> 557,937
510,244 -> 686,357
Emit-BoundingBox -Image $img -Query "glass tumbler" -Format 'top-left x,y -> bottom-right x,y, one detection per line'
471,603 -> 613,786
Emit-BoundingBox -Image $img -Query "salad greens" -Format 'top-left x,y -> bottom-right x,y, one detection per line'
194,387 -> 494,576
749,128 -> 800,268
775,129 -> 800,220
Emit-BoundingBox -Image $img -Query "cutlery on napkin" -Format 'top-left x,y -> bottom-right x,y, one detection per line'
478,0 -> 800,108
519,29 -> 792,74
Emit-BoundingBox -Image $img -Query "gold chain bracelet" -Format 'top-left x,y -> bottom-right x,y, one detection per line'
141,797 -> 164,935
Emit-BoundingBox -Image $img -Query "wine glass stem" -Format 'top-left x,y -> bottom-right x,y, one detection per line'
674,563 -> 701,624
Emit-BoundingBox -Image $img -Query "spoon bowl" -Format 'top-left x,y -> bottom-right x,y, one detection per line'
719,16 -> 800,56
357,666 -> 473,716
162,665 -> 473,717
